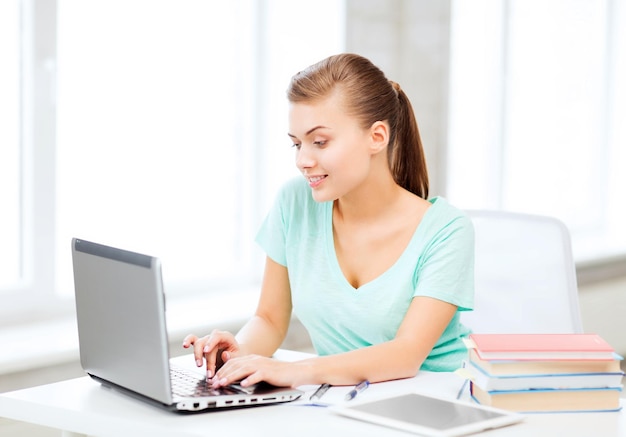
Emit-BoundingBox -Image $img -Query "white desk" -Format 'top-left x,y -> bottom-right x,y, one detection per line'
0,352 -> 624,437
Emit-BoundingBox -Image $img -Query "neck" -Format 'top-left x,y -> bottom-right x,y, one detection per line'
334,169 -> 404,224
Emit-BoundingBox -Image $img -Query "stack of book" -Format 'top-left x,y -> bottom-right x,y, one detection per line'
464,333 -> 624,413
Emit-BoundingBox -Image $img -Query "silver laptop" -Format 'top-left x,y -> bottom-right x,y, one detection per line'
71,238 -> 302,412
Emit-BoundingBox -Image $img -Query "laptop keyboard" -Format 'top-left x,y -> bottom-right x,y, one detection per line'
170,365 -> 242,397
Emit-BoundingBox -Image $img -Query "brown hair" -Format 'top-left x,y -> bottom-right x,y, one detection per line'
287,53 -> 429,199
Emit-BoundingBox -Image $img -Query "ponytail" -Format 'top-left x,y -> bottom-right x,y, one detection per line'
389,82 -> 429,199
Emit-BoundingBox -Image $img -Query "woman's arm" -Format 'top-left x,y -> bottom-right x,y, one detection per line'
212,295 -> 458,388
235,256 -> 293,356
183,256 -> 292,375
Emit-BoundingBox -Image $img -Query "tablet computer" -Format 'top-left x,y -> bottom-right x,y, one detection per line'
331,392 -> 524,437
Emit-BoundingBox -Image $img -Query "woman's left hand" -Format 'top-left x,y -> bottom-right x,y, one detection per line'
211,354 -> 305,388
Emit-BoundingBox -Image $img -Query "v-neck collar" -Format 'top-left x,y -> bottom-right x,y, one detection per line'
324,198 -> 440,292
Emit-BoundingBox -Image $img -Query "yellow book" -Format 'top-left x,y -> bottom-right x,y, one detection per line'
469,348 -> 623,375
470,382 -> 623,413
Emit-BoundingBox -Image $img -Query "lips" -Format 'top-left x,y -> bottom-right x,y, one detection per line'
307,175 -> 327,188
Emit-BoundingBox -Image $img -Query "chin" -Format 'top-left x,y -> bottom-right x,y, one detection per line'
310,189 -> 335,203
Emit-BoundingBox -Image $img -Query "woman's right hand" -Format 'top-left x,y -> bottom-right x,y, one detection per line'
182,329 -> 242,379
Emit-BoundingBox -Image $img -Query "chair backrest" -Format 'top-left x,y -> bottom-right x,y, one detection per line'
460,210 -> 583,334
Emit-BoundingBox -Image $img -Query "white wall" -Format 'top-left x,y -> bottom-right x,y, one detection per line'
345,0 -> 451,197
579,277 -> 626,356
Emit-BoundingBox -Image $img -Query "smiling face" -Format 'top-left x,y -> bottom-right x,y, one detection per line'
288,91 -> 388,203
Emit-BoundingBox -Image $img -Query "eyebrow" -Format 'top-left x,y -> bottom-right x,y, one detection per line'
287,125 -> 330,138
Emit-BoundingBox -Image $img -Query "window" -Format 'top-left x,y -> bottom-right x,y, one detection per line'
0,1 -> 21,290
448,0 -> 626,263
2,0 -> 345,318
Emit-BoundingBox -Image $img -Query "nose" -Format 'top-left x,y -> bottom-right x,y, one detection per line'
295,144 -> 315,171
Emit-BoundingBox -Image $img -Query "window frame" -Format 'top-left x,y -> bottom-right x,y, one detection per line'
0,0 -> 62,323
2,0 -> 346,323
447,0 -> 626,267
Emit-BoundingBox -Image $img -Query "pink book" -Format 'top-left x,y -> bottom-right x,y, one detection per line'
469,333 -> 616,361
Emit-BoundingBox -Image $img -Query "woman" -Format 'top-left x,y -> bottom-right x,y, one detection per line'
183,53 -> 474,388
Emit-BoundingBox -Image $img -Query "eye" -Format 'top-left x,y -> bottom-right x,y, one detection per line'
291,143 -> 301,149
313,140 -> 327,147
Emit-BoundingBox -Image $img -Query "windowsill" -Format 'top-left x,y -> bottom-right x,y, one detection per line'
3,256 -> 625,378
0,287 -> 260,376
576,253 -> 626,286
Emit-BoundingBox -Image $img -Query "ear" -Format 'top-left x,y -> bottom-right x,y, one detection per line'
368,121 -> 390,155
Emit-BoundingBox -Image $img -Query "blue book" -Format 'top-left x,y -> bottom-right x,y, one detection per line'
466,359 -> 624,391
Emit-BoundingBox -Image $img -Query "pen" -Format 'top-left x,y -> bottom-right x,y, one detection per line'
310,383 -> 331,401
345,380 -> 369,401
456,378 -> 468,400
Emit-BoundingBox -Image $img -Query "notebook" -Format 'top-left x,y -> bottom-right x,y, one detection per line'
71,238 -> 302,412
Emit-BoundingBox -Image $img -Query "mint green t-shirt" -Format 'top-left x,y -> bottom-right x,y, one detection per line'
255,177 -> 474,371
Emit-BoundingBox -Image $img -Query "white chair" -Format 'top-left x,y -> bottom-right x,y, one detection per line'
460,210 -> 584,334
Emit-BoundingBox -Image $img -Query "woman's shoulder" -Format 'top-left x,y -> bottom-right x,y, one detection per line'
279,175 -> 309,192
428,196 -> 468,218
273,176 -> 328,219
275,176 -> 313,204
424,197 -> 474,234
267,177 -> 328,235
